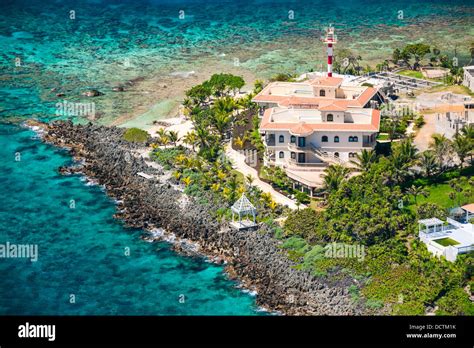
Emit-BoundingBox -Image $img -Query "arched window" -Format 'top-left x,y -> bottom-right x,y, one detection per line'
290,135 -> 296,143
291,152 -> 296,159
334,152 -> 339,158
320,89 -> 325,97
349,136 -> 353,142
279,135 -> 284,143
334,136 -> 339,143
327,114 -> 333,122
352,136 -> 358,142
322,135 -> 328,142
279,151 -> 284,159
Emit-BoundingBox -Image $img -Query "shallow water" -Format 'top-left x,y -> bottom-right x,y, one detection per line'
0,0 -> 473,315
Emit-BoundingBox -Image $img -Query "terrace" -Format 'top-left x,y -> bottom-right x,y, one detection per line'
418,217 -> 474,262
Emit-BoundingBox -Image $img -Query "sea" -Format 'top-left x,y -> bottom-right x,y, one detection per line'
0,0 -> 473,314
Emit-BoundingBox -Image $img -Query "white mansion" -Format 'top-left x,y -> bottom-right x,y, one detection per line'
252,75 -> 384,193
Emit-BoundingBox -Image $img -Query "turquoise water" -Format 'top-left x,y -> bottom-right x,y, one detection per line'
0,0 -> 473,315
0,124 -> 260,315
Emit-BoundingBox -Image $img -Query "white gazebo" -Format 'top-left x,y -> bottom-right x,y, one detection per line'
230,194 -> 257,230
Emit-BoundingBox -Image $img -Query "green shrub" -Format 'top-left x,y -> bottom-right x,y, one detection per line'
436,288 -> 474,315
281,236 -> 308,251
365,298 -> 384,309
151,147 -> 185,166
284,208 -> 321,241
302,245 -> 326,269
122,127 -> 150,143
414,115 -> 425,129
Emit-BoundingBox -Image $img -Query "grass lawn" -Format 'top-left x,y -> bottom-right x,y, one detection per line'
398,70 -> 424,79
414,182 -> 473,209
434,238 -> 460,247
377,133 -> 390,141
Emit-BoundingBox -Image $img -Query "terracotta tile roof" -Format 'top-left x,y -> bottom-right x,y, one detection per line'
461,203 -> 474,213
289,122 -> 314,136
348,87 -> 378,107
318,100 -> 349,111
310,76 -> 343,87
260,108 -> 381,132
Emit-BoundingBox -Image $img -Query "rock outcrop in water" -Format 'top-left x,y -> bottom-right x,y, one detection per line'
35,120 -> 372,316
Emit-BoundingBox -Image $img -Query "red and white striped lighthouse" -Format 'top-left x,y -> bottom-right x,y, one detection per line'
321,25 -> 337,77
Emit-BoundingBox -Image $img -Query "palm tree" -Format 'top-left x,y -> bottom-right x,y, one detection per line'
254,80 -> 264,94
226,174 -> 239,202
429,134 -> 452,171
452,134 -> 471,168
245,174 -> 255,188
183,131 -> 199,151
213,96 -> 237,114
212,111 -> 233,140
168,130 -> 180,146
418,151 -> 438,177
350,149 -> 377,171
461,124 -> 474,140
406,185 -> 429,204
398,139 -> 419,163
195,125 -> 212,149
323,164 -> 350,193
156,128 -> 167,139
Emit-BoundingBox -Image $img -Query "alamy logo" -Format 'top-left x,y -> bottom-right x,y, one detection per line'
324,242 -> 365,262
56,100 -> 95,117
0,242 -> 38,262
18,322 -> 56,341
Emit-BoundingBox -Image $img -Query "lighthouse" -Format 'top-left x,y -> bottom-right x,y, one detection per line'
321,25 -> 337,77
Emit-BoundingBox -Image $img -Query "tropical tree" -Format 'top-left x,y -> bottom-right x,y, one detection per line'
323,164 -> 350,193
452,134 -> 471,168
401,43 -> 431,70
212,110 -> 233,141
183,131 -> 199,151
254,80 -> 264,94
350,149 -> 377,172
406,185 -> 429,204
234,135 -> 246,149
418,151 -> 438,177
226,174 -> 239,202
168,130 -> 180,146
390,140 -> 418,184
429,134 -> 452,171
245,174 -> 255,188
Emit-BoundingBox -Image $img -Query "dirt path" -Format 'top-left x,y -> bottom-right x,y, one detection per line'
225,145 -> 301,210
414,113 -> 436,152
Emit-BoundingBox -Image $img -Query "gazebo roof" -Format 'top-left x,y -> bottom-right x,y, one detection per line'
418,218 -> 443,227
231,194 -> 256,215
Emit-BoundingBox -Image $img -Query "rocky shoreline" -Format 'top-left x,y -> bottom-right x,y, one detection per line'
32,120 -> 369,316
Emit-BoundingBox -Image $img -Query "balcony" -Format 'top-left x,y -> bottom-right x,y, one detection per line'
287,142 -> 308,152
287,158 -> 327,168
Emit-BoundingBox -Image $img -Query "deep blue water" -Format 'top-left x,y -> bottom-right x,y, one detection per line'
0,0 -> 473,315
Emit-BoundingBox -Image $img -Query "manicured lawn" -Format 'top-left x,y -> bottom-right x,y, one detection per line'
398,70 -> 424,79
415,182 -> 472,209
434,238 -> 460,247
377,133 -> 390,141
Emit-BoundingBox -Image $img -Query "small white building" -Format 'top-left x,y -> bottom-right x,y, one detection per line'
418,213 -> 474,262
463,66 -> 474,92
